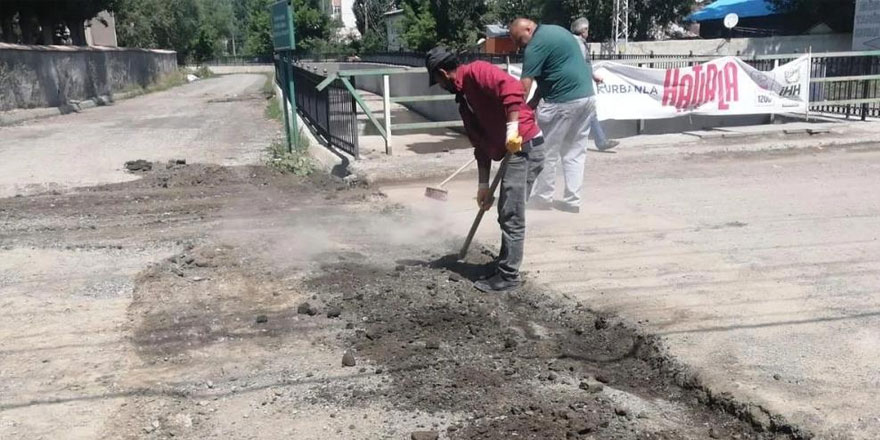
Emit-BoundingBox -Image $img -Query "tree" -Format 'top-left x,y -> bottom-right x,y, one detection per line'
241,0 -> 333,55
429,0 -> 487,49
116,0 -> 234,62
243,0 -> 273,56
768,0 -> 856,33
628,0 -> 693,40
353,0 -> 393,38
485,0 -> 543,26
488,0 -> 692,42
400,0 -> 436,52
293,0 -> 334,53
115,0 -> 161,48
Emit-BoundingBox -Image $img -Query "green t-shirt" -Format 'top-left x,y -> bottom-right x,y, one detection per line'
521,24 -> 595,103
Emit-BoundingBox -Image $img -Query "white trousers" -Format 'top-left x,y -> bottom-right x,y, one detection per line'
531,96 -> 596,208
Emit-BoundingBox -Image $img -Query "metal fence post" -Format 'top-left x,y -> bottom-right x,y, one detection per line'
771,59 -> 779,124
279,56 -> 293,152
383,74 -> 392,155
285,51 -> 299,152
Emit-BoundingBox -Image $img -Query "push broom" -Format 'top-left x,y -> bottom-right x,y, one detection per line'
424,158 -> 476,201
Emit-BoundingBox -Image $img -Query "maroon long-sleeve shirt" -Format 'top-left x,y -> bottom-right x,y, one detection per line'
453,61 -> 541,170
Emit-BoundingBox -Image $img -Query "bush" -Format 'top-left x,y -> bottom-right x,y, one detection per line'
194,65 -> 216,79
265,135 -> 314,176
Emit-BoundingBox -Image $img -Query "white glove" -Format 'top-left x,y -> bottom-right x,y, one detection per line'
506,121 -> 519,142
506,121 -> 522,154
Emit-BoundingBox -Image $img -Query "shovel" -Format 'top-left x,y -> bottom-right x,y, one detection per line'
458,154 -> 510,260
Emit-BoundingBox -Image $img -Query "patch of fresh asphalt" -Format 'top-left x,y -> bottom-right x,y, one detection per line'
382,141 -> 880,439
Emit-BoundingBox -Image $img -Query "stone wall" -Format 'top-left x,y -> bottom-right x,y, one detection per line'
0,43 -> 177,111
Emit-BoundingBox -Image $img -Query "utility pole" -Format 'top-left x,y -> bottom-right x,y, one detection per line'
613,0 -> 629,53
231,27 -> 237,57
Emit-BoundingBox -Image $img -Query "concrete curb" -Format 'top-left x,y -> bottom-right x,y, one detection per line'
296,113 -> 354,179
349,120 -> 880,187
1,94 -> 119,127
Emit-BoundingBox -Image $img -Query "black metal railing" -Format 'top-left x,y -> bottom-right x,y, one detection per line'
290,64 -> 359,157
808,54 -> 880,120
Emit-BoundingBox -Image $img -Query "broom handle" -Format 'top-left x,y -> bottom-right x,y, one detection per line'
459,154 -> 510,260
438,158 -> 476,187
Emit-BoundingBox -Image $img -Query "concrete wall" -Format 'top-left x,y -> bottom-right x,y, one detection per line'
587,33 -> 854,56
0,43 -> 177,111
310,62 -> 462,123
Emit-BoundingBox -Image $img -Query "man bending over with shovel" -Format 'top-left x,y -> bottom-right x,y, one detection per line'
426,47 -> 545,293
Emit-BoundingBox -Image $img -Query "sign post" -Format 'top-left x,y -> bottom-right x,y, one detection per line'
270,0 -> 298,152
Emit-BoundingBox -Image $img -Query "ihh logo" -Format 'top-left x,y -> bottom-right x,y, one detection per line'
779,84 -> 802,98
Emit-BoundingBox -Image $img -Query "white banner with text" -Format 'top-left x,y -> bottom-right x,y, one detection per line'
593,55 -> 811,121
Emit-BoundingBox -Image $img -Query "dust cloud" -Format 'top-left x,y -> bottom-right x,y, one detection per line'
214,186 -> 464,271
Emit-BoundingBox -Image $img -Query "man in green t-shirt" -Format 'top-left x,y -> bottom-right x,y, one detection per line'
510,17 -> 597,214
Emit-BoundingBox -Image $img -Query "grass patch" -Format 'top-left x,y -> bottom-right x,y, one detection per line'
193,65 -> 216,79
265,131 -> 314,176
262,73 -> 283,121
116,69 -> 189,98
265,95 -> 282,121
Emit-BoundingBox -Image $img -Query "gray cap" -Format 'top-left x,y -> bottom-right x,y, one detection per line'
425,46 -> 458,87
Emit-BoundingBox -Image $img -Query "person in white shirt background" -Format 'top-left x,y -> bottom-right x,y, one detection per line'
571,17 -> 619,152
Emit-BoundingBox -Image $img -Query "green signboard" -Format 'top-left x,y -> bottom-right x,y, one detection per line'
270,0 -> 294,50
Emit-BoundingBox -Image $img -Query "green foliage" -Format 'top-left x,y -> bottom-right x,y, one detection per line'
485,0 -> 543,26
265,95 -> 283,121
361,29 -> 388,52
266,137 -> 314,176
767,0 -> 856,33
242,0 -> 334,56
400,0 -> 437,52
117,68 -> 189,96
244,0 -> 274,56
194,65 -> 216,78
293,0 -> 334,53
429,0 -> 487,49
116,0 -> 234,63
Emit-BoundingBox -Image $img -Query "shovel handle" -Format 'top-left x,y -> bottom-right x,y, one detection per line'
459,155 -> 510,260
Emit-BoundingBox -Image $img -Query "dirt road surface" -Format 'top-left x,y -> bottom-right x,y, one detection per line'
0,74 -> 276,198
0,73 -> 872,439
